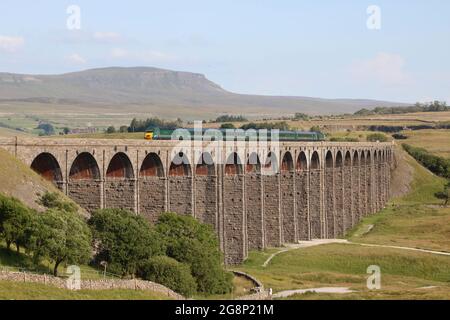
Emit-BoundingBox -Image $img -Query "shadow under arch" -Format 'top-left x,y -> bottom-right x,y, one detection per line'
106,152 -> 134,179
31,152 -> 62,183
196,152 -> 215,176
225,152 -> 243,175
169,152 -> 191,177
140,152 -> 164,177
70,152 -> 100,180
281,152 -> 294,173
246,152 -> 261,174
296,151 -> 308,172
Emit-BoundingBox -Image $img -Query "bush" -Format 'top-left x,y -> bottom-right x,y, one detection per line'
137,256 -> 197,297
403,144 -> 450,179
38,192 -> 77,213
367,133 -> 388,142
88,208 -> 164,276
220,123 -> 235,129
156,212 -> 233,295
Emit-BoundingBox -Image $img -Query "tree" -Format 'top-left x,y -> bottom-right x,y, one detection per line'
367,133 -> 388,142
30,209 -> 92,276
137,256 -> 197,297
294,113 -> 310,121
156,212 -> 233,295
63,127 -> 70,135
88,209 -> 164,276
106,126 -> 116,134
37,123 -> 55,136
220,123 -> 235,129
119,125 -> 128,133
0,194 -> 34,252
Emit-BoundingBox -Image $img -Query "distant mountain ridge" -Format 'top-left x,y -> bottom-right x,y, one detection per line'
0,67 -> 408,115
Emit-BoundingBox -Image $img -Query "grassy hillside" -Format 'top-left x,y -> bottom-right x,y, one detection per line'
0,281 -> 171,300
0,148 -> 80,213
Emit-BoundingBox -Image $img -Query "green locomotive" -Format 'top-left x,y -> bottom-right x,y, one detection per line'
145,127 -> 324,141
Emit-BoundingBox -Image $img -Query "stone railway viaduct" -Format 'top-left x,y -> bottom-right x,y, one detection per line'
0,137 -> 394,264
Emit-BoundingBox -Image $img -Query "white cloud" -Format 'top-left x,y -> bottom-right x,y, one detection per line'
66,53 -> 87,64
350,52 -> 411,86
0,35 -> 24,52
110,48 -> 176,62
93,31 -> 122,42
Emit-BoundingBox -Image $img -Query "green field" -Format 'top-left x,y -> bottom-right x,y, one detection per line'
402,129 -> 450,159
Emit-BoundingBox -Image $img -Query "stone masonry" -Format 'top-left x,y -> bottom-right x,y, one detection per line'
0,137 -> 394,265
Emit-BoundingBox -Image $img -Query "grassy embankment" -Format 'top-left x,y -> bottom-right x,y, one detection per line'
235,147 -> 450,300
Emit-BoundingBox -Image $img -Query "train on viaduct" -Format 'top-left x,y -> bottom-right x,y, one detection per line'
0,137 -> 394,264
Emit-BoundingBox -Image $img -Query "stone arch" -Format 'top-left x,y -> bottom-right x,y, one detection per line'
310,151 -> 320,170
296,151 -> 308,172
365,150 -> 373,215
353,150 -> 360,166
335,151 -> 343,168
223,152 -> 246,264
263,151 -> 278,175
296,150 -> 310,241
225,152 -> 243,175
30,152 -> 63,184
196,152 -> 215,176
246,152 -> 264,250
169,152 -> 191,176
325,150 -> 333,168
352,150 -> 361,225
324,150 -> 335,238
344,151 -> 351,167
343,151 -> 352,232
309,150 -> 322,239
281,151 -> 295,243
139,152 -> 165,223
281,152 -> 294,173
106,152 -> 134,179
68,152 -> 101,212
195,152 -> 217,228
70,152 -> 100,180
263,151 -> 281,247
246,152 -> 261,173
334,151 -> 344,236
104,152 -> 135,212
140,152 -> 164,177
169,151 -> 193,215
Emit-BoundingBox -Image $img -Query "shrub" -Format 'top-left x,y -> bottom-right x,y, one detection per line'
38,192 -> 77,213
367,133 -> 388,142
156,212 -> 233,295
137,256 -> 197,297
88,208 -> 164,276
403,144 -> 450,179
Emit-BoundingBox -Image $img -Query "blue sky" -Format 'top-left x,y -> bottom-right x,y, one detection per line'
0,0 -> 449,103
